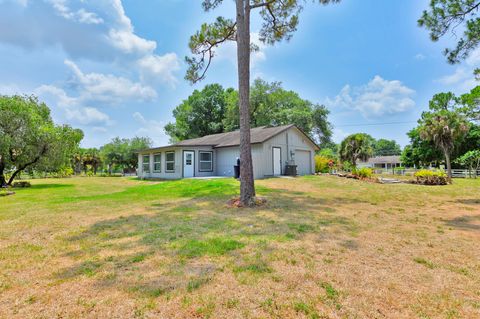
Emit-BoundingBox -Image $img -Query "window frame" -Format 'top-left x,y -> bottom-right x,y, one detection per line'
142,154 -> 150,173
198,151 -> 213,172
153,153 -> 162,173
165,151 -> 175,173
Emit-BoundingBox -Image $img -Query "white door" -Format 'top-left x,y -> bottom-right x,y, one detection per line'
296,150 -> 311,175
183,151 -> 194,178
273,147 -> 281,176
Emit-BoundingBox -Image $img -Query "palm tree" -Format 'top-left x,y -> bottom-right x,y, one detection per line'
419,110 -> 469,181
339,133 -> 373,168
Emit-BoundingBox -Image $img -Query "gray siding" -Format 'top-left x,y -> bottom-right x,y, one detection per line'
137,146 -> 216,179
261,127 -> 315,176
215,144 -> 265,179
137,127 -> 317,180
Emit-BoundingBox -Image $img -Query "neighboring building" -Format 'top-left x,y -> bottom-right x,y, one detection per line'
137,124 -> 319,179
357,155 -> 402,170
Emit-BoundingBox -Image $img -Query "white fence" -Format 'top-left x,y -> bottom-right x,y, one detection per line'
373,168 -> 480,178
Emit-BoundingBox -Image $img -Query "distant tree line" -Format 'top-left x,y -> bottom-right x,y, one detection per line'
164,79 -> 334,148
0,95 -> 153,185
401,87 -> 480,178
0,95 -> 83,186
74,137 -> 152,176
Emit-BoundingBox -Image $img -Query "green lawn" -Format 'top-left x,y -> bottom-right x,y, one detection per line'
0,176 -> 479,318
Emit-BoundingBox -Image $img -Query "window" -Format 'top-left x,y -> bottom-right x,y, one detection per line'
153,153 -> 161,172
199,151 -> 213,172
142,155 -> 150,173
166,151 -> 175,172
185,152 -> 192,165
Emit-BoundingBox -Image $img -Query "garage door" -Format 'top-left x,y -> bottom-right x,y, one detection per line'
295,150 -> 311,175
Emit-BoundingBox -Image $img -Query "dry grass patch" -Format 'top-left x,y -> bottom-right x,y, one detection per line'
0,176 -> 479,318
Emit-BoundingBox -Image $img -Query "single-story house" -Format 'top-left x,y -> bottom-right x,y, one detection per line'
137,124 -> 319,179
357,155 -> 402,170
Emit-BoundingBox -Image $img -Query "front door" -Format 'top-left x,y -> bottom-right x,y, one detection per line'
273,147 -> 281,176
183,151 -> 194,178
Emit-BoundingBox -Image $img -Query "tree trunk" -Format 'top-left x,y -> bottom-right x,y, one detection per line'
0,159 -> 6,187
445,152 -> 452,182
7,169 -> 22,186
236,0 -> 255,206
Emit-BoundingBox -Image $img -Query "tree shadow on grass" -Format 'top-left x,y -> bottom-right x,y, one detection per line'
444,215 -> 480,231
456,199 -> 480,205
30,183 -> 74,189
54,188 -> 360,297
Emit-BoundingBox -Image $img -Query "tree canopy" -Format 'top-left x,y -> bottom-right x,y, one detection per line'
0,95 -> 83,186
403,89 -> 479,169
419,0 -> 480,76
339,133 -> 374,167
185,0 -> 340,206
165,84 -> 229,142
372,139 -> 402,156
100,137 -> 152,173
418,109 -> 469,179
456,149 -> 480,178
166,79 -> 333,147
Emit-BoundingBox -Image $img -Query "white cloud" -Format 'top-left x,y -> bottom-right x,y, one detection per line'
35,84 -> 112,125
33,59 -> 160,126
65,106 -> 110,125
332,128 -> 350,143
414,53 -> 426,60
48,0 -> 103,24
64,59 -> 157,104
92,126 -> 108,133
132,111 -> 146,124
436,48 -> 480,92
251,32 -> 267,67
0,83 -> 28,95
0,0 -> 181,86
325,76 -> 416,118
132,111 -> 169,145
438,67 -> 470,86
137,53 -> 180,87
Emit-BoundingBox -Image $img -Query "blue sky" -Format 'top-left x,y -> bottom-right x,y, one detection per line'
1,0 -> 479,148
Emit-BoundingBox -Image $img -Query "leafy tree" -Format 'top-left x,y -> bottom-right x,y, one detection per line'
128,137 -> 153,169
339,133 -> 374,168
165,84 -> 228,142
187,79 -> 333,146
456,150 -> 480,178
455,123 -> 480,157
100,137 -> 152,173
419,0 -> 480,76
402,90 -> 480,168
418,110 -> 469,180
185,0 -> 340,206
0,95 -> 83,186
459,86 -> 480,121
318,147 -> 337,159
372,139 -> 402,156
401,128 -> 442,168
81,148 -> 102,175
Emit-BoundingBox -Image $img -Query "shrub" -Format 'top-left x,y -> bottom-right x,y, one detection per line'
341,161 -> 354,172
52,166 -> 74,178
314,155 -> 331,173
414,169 -> 448,185
13,181 -> 31,188
352,167 -> 373,179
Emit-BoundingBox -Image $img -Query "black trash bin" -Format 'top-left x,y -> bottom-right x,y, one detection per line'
234,165 -> 240,179
234,157 -> 240,179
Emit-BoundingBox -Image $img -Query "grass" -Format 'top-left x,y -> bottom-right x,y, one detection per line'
0,176 -> 479,318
